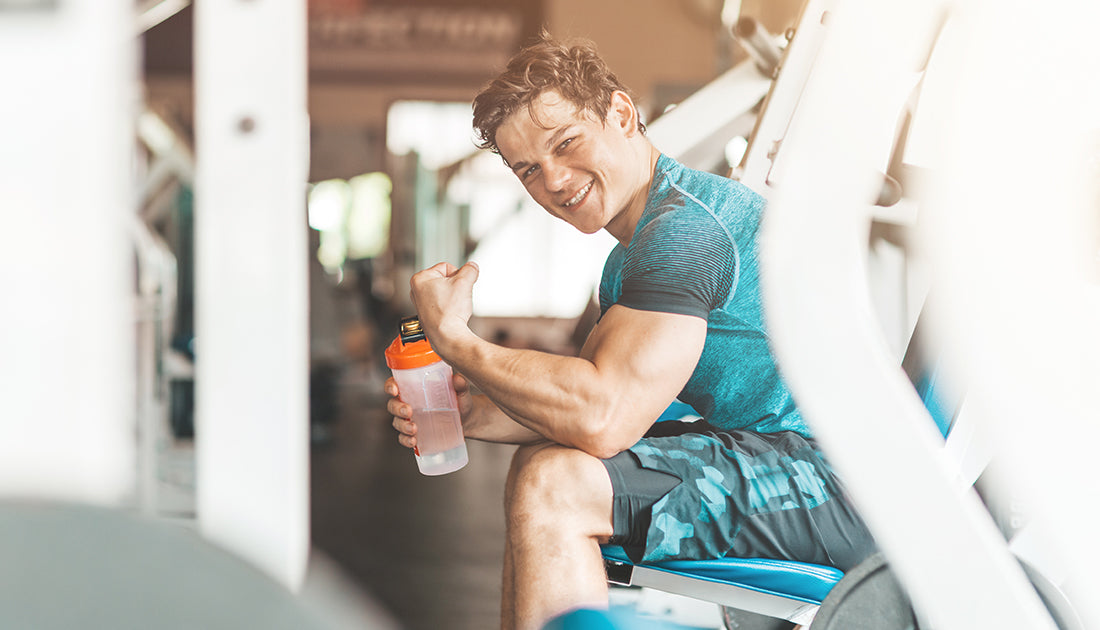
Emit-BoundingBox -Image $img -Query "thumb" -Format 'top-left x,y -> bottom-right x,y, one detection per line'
452,261 -> 480,285
452,372 -> 470,394
424,261 -> 458,278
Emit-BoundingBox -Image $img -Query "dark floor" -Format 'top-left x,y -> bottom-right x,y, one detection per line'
310,373 -> 516,630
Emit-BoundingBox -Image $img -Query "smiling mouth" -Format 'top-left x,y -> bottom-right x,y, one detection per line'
562,182 -> 593,207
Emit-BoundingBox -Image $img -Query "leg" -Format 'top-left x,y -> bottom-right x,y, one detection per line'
501,534 -> 514,630
626,427 -> 876,570
502,443 -> 615,630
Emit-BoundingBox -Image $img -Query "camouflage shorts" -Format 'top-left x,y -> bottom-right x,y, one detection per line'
603,421 -> 876,571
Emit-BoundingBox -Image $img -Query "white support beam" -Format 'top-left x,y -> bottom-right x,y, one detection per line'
646,59 -> 771,170
916,1 -> 1100,625
135,0 -> 190,35
759,1 -> 1059,629
736,0 -> 832,194
194,0 -> 310,590
0,0 -> 136,503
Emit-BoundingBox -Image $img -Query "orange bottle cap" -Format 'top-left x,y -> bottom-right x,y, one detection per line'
385,335 -> 440,370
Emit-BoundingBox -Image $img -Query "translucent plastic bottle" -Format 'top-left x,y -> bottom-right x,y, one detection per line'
384,316 -> 468,475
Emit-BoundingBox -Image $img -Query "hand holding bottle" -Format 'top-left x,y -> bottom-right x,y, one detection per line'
384,316 -> 469,476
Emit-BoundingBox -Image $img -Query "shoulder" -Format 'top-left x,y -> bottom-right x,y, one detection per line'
620,183 -> 740,316
651,155 -> 765,222
633,188 -> 734,263
626,207 -> 737,294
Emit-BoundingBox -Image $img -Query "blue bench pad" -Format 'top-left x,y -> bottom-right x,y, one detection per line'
601,545 -> 843,605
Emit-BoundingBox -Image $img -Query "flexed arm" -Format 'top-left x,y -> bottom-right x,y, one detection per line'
411,261 -> 706,459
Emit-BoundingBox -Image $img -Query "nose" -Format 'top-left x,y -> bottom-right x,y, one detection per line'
541,158 -> 570,192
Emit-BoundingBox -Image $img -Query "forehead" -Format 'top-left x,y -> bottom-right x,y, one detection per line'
504,91 -> 597,137
498,91 -> 597,160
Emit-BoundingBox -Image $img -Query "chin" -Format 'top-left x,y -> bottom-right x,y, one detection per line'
567,219 -> 604,235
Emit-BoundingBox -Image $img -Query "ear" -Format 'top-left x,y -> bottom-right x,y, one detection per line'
607,90 -> 639,137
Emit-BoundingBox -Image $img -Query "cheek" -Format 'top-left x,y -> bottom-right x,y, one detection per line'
524,183 -> 553,207
584,143 -> 620,180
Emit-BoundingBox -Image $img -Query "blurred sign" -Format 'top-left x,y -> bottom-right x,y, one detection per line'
309,1 -> 539,84
144,1 -> 541,86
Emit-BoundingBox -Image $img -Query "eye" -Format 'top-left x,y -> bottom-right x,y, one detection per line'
522,164 -> 540,180
558,137 -> 575,151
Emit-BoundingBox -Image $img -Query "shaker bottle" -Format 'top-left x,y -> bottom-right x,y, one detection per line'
384,316 -> 468,475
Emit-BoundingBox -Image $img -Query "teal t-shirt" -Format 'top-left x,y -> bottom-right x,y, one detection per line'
598,154 -> 808,437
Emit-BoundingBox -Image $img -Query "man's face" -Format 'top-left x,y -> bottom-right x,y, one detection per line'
495,90 -> 638,235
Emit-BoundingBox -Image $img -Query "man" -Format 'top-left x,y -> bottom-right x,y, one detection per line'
385,34 -> 876,630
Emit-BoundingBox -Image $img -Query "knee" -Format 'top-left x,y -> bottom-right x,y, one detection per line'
505,445 -> 600,527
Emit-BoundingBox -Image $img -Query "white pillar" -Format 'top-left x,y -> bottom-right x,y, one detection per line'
759,1 -> 1058,628
917,1 -> 1100,625
194,0 -> 311,589
0,0 -> 136,503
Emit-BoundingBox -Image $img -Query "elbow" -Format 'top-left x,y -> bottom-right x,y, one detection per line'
582,441 -> 628,461
572,415 -> 639,460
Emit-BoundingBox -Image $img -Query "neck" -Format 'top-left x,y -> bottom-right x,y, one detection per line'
606,143 -> 662,247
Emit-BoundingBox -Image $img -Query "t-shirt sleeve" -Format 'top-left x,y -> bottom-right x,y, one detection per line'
598,246 -> 623,316
617,212 -> 738,319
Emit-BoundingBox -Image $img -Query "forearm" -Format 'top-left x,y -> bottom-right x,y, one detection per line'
435,326 -> 627,456
463,392 -> 545,445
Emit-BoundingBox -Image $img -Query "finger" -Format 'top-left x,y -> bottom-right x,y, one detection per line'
451,260 -> 480,284
392,416 -> 417,436
384,377 -> 399,397
410,264 -> 452,293
387,398 -> 411,418
398,434 -> 417,450
422,261 -> 458,279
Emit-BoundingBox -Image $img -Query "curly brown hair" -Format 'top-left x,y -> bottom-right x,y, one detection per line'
472,32 -> 645,156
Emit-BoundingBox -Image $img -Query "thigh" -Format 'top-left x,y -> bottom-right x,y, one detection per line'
621,428 -> 877,571
601,418 -> 724,551
602,449 -> 681,551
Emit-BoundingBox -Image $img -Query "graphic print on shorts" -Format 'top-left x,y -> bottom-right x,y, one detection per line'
628,430 -> 838,564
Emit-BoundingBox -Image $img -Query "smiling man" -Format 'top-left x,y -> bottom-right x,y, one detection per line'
385,34 -> 877,630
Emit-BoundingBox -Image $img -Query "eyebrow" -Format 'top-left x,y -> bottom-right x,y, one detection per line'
506,125 -> 578,175
545,125 -> 574,152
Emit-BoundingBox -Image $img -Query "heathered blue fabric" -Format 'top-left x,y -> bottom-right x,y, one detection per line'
598,154 -> 808,437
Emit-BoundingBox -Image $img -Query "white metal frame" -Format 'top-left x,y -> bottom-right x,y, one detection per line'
194,0 -> 311,589
645,58 -> 772,172
734,0 -> 831,193
758,1 -> 1064,628
912,1 -> 1100,624
0,0 -> 136,503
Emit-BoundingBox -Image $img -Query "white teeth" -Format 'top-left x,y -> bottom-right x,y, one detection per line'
563,182 -> 592,207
